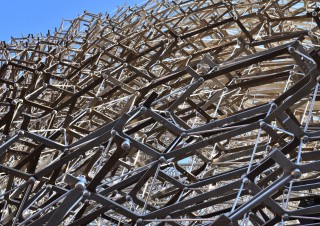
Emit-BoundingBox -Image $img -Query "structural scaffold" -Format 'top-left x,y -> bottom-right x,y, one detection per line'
1,0 -> 320,225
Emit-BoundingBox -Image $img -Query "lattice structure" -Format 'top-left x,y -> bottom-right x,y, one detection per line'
1,0 -> 320,225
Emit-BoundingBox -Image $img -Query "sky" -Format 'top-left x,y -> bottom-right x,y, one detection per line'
0,0 -> 143,41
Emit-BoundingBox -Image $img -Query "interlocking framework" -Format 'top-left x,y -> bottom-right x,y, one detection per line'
1,0 -> 320,225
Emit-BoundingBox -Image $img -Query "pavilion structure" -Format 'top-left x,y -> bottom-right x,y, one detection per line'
0,0 -> 320,225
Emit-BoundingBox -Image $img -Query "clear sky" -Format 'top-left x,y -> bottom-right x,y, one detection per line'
0,0 -> 143,41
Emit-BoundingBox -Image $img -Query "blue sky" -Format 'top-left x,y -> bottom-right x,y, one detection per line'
0,0 -> 143,41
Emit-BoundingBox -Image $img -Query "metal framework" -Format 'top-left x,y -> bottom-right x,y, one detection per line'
1,0 -> 320,225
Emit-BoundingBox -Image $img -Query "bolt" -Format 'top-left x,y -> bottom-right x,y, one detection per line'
288,46 -> 295,53
271,102 -> 277,109
110,129 -> 118,136
75,182 -> 86,191
181,132 -> 187,138
198,77 -> 204,83
136,218 -> 143,225
83,190 -> 90,197
29,177 -> 36,183
282,213 -> 289,220
243,177 -> 250,185
259,120 -> 266,128
140,106 -> 147,113
64,148 -> 69,154
121,139 -> 131,151
301,135 -> 308,144
11,99 -> 18,105
159,156 -> 167,163
103,74 -> 109,80
291,169 -> 301,179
